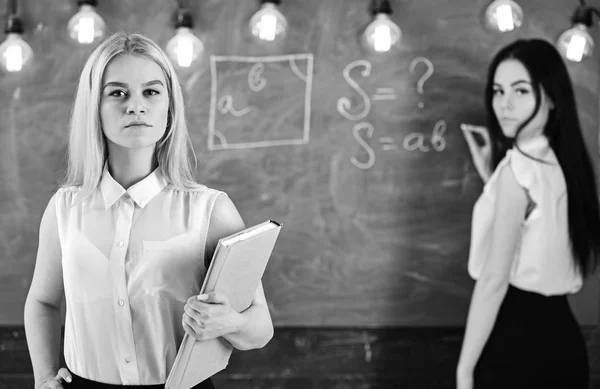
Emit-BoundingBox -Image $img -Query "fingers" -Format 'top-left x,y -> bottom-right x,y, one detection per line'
182,312 -> 209,341
57,368 -> 72,384
182,314 -> 198,336
461,123 -> 491,143
199,291 -> 229,305
41,368 -> 71,389
183,291 -> 230,333
43,368 -> 71,389
461,125 -> 481,152
461,124 -> 491,149
183,303 -> 205,324
460,123 -> 487,135
44,381 -> 64,389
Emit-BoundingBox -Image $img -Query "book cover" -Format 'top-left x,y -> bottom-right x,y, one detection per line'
165,220 -> 282,389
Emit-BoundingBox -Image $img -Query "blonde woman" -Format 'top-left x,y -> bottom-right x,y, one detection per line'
24,32 -> 273,389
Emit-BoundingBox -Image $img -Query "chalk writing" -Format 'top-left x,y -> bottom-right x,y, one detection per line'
248,62 -> 267,92
217,95 -> 253,117
372,87 -> 396,101
208,54 -> 314,150
337,60 -> 372,121
403,120 -> 447,152
339,58 -> 446,169
409,57 -> 434,109
351,122 -> 376,170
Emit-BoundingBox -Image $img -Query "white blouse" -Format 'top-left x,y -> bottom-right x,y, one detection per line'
49,166 -> 224,385
468,135 -> 582,295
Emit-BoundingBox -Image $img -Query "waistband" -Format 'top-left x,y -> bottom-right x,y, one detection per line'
67,373 -> 165,388
66,372 -> 214,389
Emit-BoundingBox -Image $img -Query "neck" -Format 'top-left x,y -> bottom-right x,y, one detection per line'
107,144 -> 157,190
516,129 -> 545,143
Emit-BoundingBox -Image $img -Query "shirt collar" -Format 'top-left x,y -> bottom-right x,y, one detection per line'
515,135 -> 550,154
100,164 -> 167,210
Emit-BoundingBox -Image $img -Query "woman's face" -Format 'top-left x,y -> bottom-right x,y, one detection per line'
492,59 -> 552,140
100,54 -> 169,151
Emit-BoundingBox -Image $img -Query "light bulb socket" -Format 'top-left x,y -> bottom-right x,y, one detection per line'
260,0 -> 282,5
174,8 -> 193,29
572,5 -> 593,27
5,14 -> 23,34
370,0 -> 392,16
77,0 -> 98,6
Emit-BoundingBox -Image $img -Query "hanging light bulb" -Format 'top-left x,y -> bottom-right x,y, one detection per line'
484,0 -> 524,32
249,0 -> 288,43
557,5 -> 595,62
67,0 -> 107,44
0,8 -> 33,73
363,0 -> 401,53
557,25 -> 594,62
166,7 -> 204,68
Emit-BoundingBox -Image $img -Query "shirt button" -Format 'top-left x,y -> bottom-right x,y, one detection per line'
118,299 -> 125,306
118,241 -> 124,247
125,357 -> 131,363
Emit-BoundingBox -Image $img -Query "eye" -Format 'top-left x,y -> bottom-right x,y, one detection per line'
144,89 -> 160,96
492,88 -> 503,97
108,90 -> 126,98
515,88 -> 530,96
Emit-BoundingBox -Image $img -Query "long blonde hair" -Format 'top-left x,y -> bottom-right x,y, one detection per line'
63,32 -> 200,193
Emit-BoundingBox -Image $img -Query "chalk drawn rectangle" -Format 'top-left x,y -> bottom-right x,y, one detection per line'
208,54 -> 313,150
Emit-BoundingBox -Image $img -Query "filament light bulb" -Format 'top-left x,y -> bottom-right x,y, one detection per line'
166,27 -> 204,68
249,2 -> 287,43
557,24 -> 594,62
0,14 -> 34,73
67,2 -> 107,44
485,0 -> 523,32
363,13 -> 401,53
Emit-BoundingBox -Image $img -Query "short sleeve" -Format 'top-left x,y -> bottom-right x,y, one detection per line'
507,149 -> 541,219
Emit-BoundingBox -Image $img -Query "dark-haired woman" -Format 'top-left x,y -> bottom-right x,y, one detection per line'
457,38 -> 600,389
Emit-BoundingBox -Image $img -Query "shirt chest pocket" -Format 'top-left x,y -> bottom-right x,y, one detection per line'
141,231 -> 205,302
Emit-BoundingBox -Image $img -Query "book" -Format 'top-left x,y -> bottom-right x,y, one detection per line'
165,220 -> 282,389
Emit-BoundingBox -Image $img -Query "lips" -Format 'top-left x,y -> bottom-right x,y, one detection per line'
125,121 -> 151,128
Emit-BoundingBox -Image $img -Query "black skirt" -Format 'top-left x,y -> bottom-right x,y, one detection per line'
474,284 -> 589,389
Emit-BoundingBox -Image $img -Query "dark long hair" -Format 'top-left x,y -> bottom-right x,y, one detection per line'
484,38 -> 600,277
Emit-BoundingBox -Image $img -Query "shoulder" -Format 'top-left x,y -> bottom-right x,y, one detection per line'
163,184 -> 235,223
509,147 -> 564,198
484,152 -> 529,209
494,154 -> 527,194
508,149 -> 537,186
207,192 -> 245,241
490,149 -> 540,192
53,186 -> 82,207
164,184 -> 228,206
164,183 -> 223,197
211,193 -> 243,227
56,185 -> 81,196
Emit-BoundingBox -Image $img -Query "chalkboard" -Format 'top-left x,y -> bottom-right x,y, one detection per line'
0,0 -> 598,326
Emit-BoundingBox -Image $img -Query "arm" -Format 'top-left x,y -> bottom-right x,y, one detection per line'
182,194 -> 274,351
461,124 -> 492,183
457,165 -> 528,377
217,281 -> 273,350
24,194 -> 71,388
